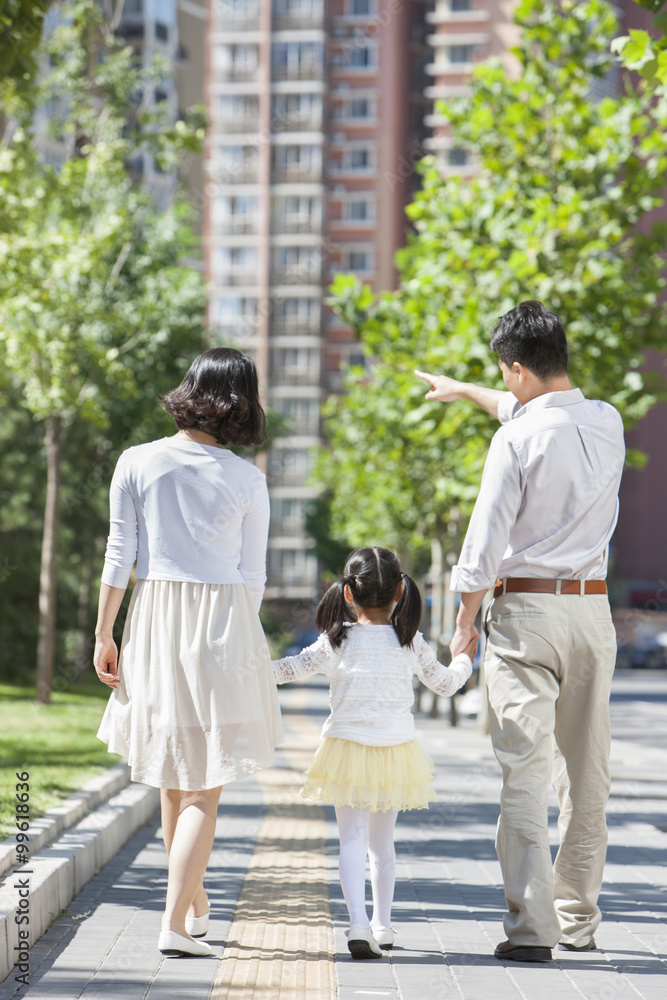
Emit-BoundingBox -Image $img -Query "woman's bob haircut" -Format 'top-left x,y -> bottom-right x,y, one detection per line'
160,348 -> 267,447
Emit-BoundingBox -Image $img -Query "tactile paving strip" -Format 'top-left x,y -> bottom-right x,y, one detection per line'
211,721 -> 336,1000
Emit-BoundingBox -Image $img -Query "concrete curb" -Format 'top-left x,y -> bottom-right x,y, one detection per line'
0,763 -> 132,882
0,780 -> 159,983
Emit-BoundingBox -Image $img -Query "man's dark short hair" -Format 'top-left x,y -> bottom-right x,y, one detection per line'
490,301 -> 568,380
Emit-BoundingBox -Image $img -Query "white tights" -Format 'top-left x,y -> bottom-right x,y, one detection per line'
335,805 -> 398,929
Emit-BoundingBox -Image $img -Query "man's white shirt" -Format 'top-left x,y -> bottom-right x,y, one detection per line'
450,388 -> 625,593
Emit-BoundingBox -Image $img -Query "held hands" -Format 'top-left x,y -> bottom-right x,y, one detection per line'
450,624 -> 480,660
93,636 -> 120,689
414,370 -> 467,403
462,634 -> 480,660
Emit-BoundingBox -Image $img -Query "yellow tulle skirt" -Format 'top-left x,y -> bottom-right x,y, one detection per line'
301,737 -> 438,812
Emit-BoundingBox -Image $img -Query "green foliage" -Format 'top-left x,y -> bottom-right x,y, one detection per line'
304,494 -> 352,578
0,1 -> 52,102
0,0 -> 207,681
612,1 -> 667,88
320,0 -> 667,559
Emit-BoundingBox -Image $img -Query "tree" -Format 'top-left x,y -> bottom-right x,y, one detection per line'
0,0 -> 206,702
319,0 -> 667,570
612,0 -> 667,89
0,1 -> 52,101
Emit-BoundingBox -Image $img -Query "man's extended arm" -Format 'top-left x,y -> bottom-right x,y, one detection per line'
414,371 -> 507,419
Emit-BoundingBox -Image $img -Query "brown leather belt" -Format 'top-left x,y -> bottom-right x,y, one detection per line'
493,577 -> 607,598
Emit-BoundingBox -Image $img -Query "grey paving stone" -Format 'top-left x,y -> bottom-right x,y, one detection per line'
2,678 -> 667,1000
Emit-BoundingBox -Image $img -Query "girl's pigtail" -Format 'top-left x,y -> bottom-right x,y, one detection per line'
315,579 -> 354,650
391,573 -> 422,648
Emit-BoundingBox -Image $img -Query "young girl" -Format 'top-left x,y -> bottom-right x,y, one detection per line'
272,546 -> 477,960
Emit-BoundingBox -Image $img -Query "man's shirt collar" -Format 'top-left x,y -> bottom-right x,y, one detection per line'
513,388 -> 585,419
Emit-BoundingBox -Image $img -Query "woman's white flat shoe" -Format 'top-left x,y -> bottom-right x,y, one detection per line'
371,926 -> 396,950
158,930 -> 213,957
185,910 -> 210,938
347,924 -> 383,960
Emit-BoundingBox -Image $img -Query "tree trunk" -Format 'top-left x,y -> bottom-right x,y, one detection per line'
36,415 -> 62,704
74,556 -> 94,683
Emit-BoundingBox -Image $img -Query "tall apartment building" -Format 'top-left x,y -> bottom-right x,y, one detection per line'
205,0 -> 429,608
424,0 -> 519,172
204,0 -> 666,613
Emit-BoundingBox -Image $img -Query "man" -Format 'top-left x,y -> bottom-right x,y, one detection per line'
416,300 -> 625,963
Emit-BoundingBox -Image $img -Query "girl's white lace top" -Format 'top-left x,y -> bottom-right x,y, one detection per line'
272,624 -> 473,746
101,437 -> 269,610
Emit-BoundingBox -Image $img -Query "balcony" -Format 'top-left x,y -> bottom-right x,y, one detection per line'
214,13 -> 260,31
268,368 -> 321,387
213,67 -> 260,84
272,11 -> 325,30
266,569 -> 316,589
269,521 -> 308,537
267,469 -> 312,486
216,270 -> 260,287
271,165 -> 322,184
213,319 -> 258,340
271,64 -> 324,83
271,216 -> 322,235
215,217 -> 260,235
270,319 -> 321,336
211,162 -> 259,185
270,267 -> 321,286
426,8 -> 490,26
215,114 -> 260,133
270,113 -> 323,133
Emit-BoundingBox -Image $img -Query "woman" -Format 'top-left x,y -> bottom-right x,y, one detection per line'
93,347 -> 284,958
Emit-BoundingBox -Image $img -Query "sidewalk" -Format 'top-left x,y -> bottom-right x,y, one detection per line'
1,678 -> 666,1000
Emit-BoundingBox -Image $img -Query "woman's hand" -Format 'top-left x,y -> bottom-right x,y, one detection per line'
93,635 -> 120,689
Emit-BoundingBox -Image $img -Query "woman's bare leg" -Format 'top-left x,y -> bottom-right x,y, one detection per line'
160,789 -> 208,919
160,786 -> 222,933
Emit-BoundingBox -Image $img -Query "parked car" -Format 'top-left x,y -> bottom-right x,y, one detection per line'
630,633 -> 667,669
617,633 -> 667,669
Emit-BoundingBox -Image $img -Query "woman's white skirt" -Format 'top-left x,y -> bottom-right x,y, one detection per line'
97,580 -> 284,790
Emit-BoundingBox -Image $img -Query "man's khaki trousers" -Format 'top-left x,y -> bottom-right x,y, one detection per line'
485,590 -> 617,948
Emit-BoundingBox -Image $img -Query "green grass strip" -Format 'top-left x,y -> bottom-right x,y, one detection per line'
0,677 -> 122,841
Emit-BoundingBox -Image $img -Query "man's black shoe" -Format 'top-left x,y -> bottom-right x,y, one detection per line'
558,937 -> 597,952
494,940 -> 552,962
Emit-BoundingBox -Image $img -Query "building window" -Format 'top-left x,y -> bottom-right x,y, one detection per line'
451,0 -> 472,10
348,199 -> 373,221
348,250 -> 371,271
449,45 -> 473,63
155,22 -> 169,42
274,0 -> 320,12
347,45 -> 374,68
272,93 -> 322,125
348,148 -> 370,169
214,247 -> 258,282
349,98 -> 370,117
122,0 -> 143,13
348,0 -> 373,14
275,298 -> 320,323
272,41 -> 323,76
219,95 -> 259,120
448,147 -> 468,166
